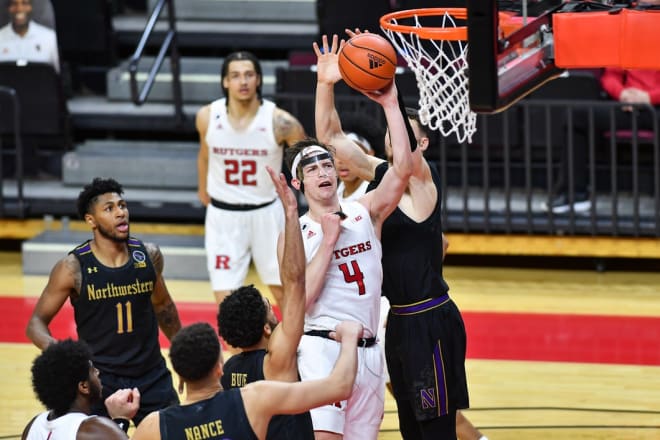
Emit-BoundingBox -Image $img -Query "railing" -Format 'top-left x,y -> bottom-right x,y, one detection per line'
275,91 -> 659,237
128,0 -> 184,127
0,85 -> 26,218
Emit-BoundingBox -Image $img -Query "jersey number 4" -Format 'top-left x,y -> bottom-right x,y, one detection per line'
225,159 -> 257,186
338,261 -> 366,295
116,301 -> 134,334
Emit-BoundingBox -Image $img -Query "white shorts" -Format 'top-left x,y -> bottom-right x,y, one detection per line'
378,296 -> 391,384
204,199 -> 284,290
297,334 -> 385,440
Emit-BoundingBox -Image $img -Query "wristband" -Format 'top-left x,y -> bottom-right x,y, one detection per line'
113,418 -> 130,433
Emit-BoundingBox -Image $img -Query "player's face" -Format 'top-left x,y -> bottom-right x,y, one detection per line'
87,361 -> 103,403
384,118 -> 424,163
335,156 -> 360,184
223,60 -> 260,102
301,156 -> 337,198
263,297 -> 279,331
89,193 -> 130,243
9,0 -> 32,29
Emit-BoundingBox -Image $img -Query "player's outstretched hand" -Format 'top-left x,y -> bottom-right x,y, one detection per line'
313,34 -> 344,85
266,165 -> 298,214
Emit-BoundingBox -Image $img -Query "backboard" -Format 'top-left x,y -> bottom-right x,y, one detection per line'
466,0 -> 565,113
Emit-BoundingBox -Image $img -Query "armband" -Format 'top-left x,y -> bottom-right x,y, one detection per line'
113,418 -> 130,433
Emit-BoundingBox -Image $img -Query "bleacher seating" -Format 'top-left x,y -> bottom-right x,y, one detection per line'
0,63 -> 70,177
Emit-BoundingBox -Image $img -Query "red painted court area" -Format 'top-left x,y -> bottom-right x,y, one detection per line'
2,297 -> 658,366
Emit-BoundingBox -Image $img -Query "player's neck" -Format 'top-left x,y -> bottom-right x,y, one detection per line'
90,238 -> 129,267
307,199 -> 341,223
227,96 -> 259,119
341,179 -> 363,197
183,380 -> 222,404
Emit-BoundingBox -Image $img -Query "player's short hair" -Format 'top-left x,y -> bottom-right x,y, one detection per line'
405,107 -> 431,141
169,322 -> 221,382
217,285 -> 267,348
76,177 -> 124,219
31,339 -> 93,416
221,51 -> 263,99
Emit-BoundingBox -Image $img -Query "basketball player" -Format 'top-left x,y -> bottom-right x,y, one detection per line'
25,177 -> 181,427
196,50 -> 306,309
216,165 -> 313,439
130,321 -> 364,440
22,339 -> 140,440
284,73 -> 413,438
314,33 -> 475,440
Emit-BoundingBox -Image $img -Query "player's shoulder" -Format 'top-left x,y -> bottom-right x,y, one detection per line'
77,416 -> 127,440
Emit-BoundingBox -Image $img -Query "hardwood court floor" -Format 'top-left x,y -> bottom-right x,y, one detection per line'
1,250 -> 659,439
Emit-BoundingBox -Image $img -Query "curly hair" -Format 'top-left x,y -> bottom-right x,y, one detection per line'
217,285 -> 267,348
76,177 -> 124,220
31,339 -> 93,416
169,322 -> 221,382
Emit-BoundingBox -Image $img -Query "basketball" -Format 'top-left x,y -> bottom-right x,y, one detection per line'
338,33 -> 397,92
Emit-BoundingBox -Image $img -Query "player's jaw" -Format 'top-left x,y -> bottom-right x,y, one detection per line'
97,219 -> 130,243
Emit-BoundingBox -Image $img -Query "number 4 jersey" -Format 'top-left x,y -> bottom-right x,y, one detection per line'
205,98 -> 281,205
70,238 -> 164,377
300,201 -> 383,338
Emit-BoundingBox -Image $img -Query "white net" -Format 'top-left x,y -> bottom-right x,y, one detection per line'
382,12 -> 476,144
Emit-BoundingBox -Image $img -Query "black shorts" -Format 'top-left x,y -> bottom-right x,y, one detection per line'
92,358 -> 179,426
385,296 -> 469,422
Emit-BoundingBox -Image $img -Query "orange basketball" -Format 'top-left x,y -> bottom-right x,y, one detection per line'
338,33 -> 397,92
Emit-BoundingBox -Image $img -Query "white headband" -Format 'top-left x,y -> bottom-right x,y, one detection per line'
346,132 -> 372,153
290,145 -> 331,178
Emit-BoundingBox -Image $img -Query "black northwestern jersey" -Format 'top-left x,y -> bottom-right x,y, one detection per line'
159,388 -> 258,440
222,350 -> 314,440
70,238 -> 164,376
367,162 -> 450,304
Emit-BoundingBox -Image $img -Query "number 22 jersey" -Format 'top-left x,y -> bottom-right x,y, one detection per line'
205,98 -> 281,205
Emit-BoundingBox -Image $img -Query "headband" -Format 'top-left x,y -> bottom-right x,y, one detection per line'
346,132 -> 372,153
290,145 -> 332,178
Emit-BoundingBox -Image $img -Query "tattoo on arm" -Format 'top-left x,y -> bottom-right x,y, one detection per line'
274,112 -> 296,146
146,243 -> 164,274
156,301 -> 181,340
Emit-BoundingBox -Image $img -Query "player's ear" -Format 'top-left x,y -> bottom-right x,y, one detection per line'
418,136 -> 429,152
78,379 -> 90,396
290,178 -> 302,191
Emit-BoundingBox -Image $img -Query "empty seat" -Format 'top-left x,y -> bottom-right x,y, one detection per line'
0,62 -> 71,176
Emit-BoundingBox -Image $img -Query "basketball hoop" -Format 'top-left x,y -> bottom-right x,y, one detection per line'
381,8 -> 474,143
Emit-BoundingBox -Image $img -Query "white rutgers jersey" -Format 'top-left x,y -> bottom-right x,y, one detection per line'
25,411 -> 95,440
300,201 -> 382,337
205,98 -> 281,204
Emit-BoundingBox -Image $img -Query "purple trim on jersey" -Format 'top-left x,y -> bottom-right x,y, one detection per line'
390,294 -> 450,316
75,242 -> 92,255
433,340 -> 449,416
127,237 -> 140,247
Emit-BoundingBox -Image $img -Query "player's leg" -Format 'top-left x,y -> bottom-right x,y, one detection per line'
456,410 -> 487,440
343,345 -> 385,440
298,335 -> 345,439
205,206 -> 251,306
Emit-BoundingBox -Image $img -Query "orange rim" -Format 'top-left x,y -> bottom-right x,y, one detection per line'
380,7 -> 513,41
380,8 -> 468,41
